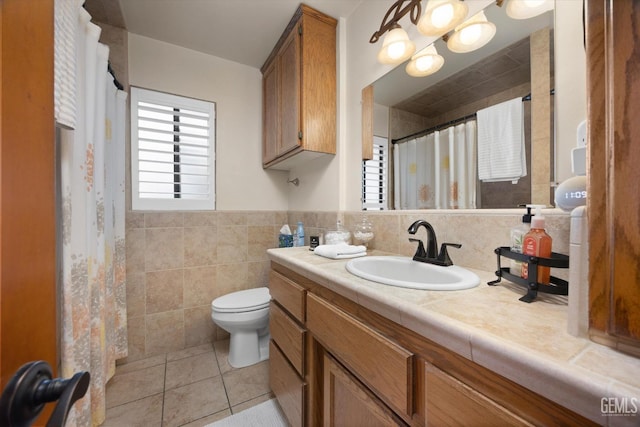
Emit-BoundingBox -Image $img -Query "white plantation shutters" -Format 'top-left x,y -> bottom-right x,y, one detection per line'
131,87 -> 216,210
362,136 -> 388,210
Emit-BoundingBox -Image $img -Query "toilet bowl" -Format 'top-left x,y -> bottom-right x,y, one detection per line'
211,287 -> 271,368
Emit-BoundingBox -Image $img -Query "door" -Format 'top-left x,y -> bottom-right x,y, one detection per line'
323,353 -> 406,427
0,0 -> 58,423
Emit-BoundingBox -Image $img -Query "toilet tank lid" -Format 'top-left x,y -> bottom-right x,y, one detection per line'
211,287 -> 270,311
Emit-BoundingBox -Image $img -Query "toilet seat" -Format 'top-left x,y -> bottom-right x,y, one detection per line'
211,287 -> 270,313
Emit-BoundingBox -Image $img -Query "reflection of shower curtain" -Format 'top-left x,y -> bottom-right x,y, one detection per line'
394,121 -> 477,209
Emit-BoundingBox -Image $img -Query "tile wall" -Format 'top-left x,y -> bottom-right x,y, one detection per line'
124,210 -> 289,362
123,208 -> 572,361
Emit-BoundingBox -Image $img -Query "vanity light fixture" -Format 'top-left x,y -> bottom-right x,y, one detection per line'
505,0 -> 554,20
406,44 -> 444,77
370,0 -> 421,65
417,0 -> 468,37
377,24 -> 416,64
446,10 -> 496,53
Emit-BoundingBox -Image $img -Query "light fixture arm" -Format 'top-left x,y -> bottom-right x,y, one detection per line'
370,0 -> 422,44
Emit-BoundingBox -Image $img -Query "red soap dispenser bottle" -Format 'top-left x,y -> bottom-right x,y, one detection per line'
521,207 -> 552,285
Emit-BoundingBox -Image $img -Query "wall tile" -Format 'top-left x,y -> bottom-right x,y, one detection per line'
146,269 -> 183,314
126,272 -> 146,318
146,310 -> 185,355
219,212 -> 247,226
248,225 -> 275,261
184,226 -> 217,267
216,263 -> 249,295
184,306 -> 215,348
184,266 -> 217,308
123,316 -> 145,363
248,261 -> 270,288
246,211 -> 274,226
145,212 -> 184,228
217,226 -> 248,263
145,228 -> 183,271
184,211 -> 217,227
126,211 -> 145,229
126,228 -> 146,275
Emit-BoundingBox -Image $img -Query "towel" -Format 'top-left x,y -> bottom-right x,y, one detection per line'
477,97 -> 527,183
313,243 -> 367,259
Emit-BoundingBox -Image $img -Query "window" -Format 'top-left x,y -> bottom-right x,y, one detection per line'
362,136 -> 388,210
131,87 -> 215,210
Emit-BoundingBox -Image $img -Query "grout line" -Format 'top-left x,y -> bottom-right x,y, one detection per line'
160,357 -> 168,425
213,342 -> 233,414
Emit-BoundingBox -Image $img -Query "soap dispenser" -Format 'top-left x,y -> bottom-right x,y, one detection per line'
521,206 -> 553,285
509,205 -> 534,276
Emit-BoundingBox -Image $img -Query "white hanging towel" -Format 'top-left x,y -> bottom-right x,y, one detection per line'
477,97 -> 526,183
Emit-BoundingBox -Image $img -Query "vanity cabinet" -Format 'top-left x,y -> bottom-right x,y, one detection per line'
269,270 -> 308,427
269,262 -> 596,426
261,4 -> 337,170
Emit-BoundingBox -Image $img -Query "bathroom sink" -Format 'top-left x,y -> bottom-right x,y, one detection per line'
345,256 -> 480,291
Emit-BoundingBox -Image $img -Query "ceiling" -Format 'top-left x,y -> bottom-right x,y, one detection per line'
84,0 -> 363,69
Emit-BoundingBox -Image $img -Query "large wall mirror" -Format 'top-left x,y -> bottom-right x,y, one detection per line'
370,1 -> 555,210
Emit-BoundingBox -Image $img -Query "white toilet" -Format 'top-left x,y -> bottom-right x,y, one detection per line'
211,287 -> 271,368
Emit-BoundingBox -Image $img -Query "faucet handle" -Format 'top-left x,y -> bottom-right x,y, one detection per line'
438,243 -> 462,266
409,238 -> 427,259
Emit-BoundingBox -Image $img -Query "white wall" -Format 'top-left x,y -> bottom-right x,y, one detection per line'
128,34 -> 289,211
555,1 -> 587,184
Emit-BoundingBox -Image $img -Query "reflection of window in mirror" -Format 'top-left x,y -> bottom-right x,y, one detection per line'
362,136 -> 388,210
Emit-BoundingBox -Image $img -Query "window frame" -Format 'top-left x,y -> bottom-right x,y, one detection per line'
131,87 -> 216,211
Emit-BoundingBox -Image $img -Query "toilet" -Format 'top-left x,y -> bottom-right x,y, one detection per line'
211,287 -> 271,368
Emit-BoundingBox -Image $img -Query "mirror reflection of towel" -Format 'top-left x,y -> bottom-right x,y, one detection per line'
477,97 -> 526,183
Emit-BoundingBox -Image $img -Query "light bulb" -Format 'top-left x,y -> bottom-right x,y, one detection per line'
431,3 -> 454,29
416,55 -> 434,71
459,24 -> 482,45
387,41 -> 407,60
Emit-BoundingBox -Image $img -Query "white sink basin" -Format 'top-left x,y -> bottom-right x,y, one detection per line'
345,256 -> 480,291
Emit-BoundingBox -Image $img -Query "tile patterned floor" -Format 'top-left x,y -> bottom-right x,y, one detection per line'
102,340 -> 272,426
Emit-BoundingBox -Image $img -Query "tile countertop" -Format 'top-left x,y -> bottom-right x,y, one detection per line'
267,247 -> 640,427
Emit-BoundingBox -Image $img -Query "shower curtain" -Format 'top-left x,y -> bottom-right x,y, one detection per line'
394,121 -> 477,210
55,2 -> 128,425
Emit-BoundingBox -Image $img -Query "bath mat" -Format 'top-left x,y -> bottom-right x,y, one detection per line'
206,399 -> 287,427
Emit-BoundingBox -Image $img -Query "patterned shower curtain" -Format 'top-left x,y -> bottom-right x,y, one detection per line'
394,121 -> 477,210
56,4 -> 128,426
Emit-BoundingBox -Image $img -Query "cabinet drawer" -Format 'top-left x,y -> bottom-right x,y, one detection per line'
307,293 -> 413,417
269,270 -> 306,322
270,341 -> 306,427
424,362 -> 532,426
270,301 -> 306,376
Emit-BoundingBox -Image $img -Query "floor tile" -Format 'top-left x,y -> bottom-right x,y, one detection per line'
230,392 -> 274,414
212,339 -> 232,374
115,354 -> 167,376
162,376 -> 229,427
102,393 -> 163,426
106,365 -> 165,408
167,342 -> 215,362
222,360 -> 270,407
165,352 -> 220,390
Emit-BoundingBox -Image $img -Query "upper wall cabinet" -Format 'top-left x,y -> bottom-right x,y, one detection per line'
261,4 -> 337,170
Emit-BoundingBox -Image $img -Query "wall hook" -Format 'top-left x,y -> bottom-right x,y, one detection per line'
288,178 -> 300,186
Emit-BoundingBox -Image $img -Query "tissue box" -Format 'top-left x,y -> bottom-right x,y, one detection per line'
279,234 -> 293,248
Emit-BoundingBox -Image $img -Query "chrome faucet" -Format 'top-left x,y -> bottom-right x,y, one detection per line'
407,220 -> 461,267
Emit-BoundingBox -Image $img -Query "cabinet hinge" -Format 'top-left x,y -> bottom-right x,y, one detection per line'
298,131 -> 303,140
298,25 -> 302,35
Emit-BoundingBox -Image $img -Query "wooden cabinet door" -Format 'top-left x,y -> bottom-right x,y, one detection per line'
323,353 -> 406,427
262,59 -> 279,164
586,0 -> 640,351
278,24 -> 301,157
424,362 -> 532,426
